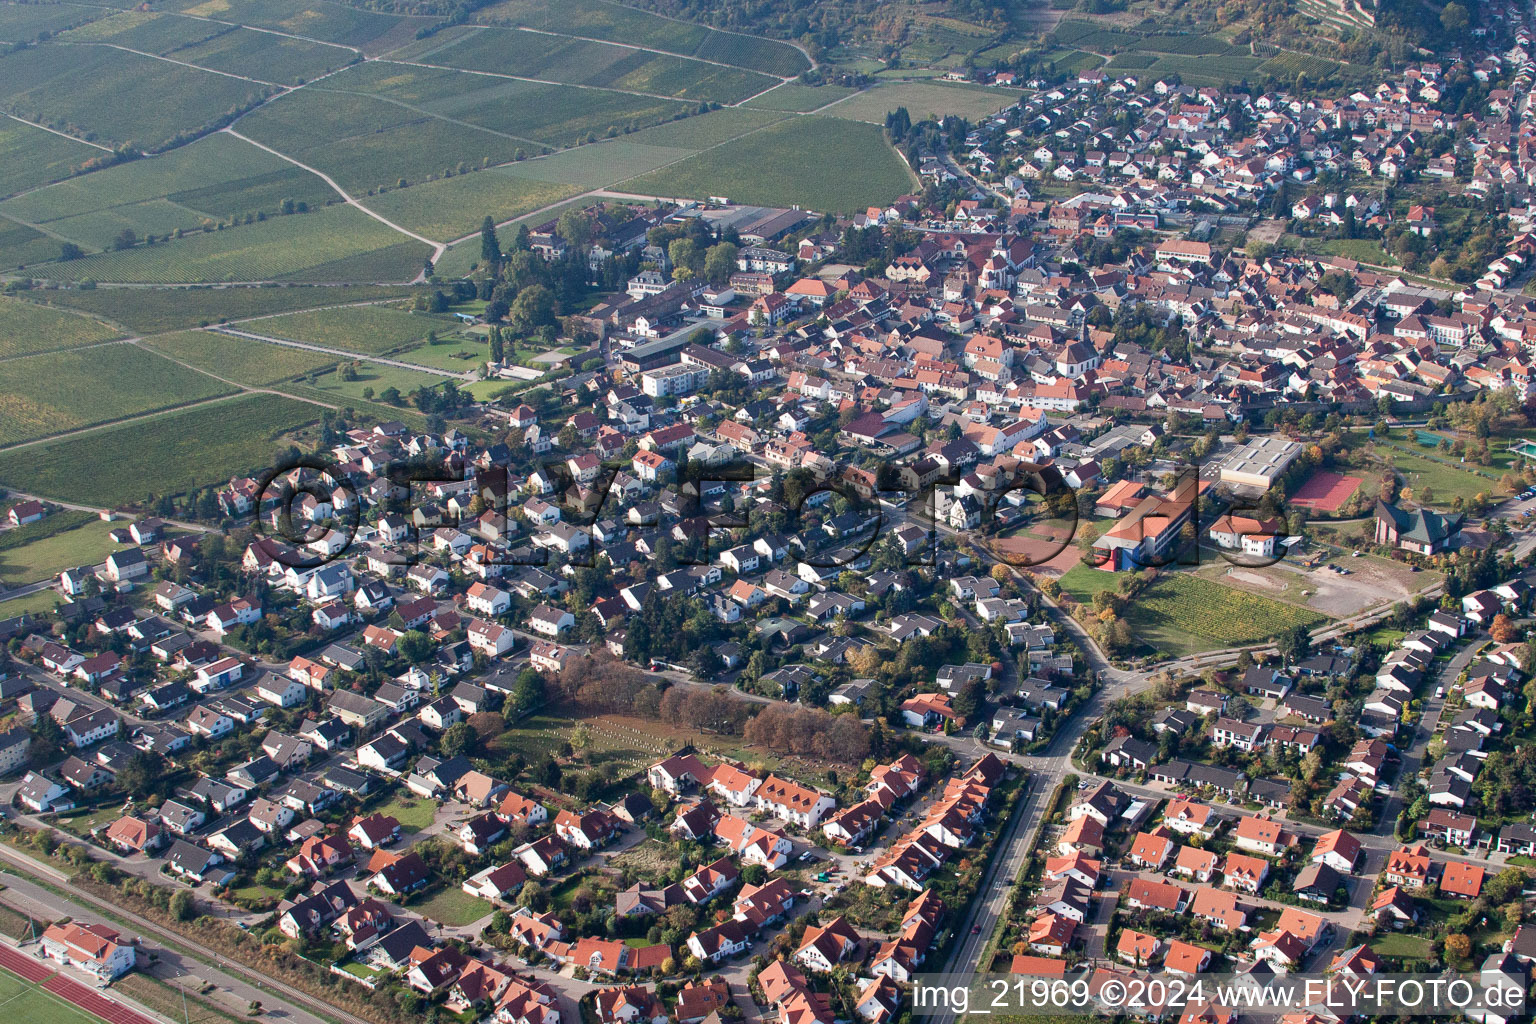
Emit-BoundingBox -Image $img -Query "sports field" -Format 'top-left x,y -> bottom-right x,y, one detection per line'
0,942 -> 158,1024
1291,470 -> 1364,512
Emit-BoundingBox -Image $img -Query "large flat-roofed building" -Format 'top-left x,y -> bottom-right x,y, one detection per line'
1220,436 -> 1304,489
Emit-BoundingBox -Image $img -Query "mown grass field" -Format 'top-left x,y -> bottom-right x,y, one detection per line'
363,168 -> 583,241
0,119 -> 101,202
251,304 -> 450,353
623,116 -> 913,212
303,361 -> 455,404
0,393 -> 323,506
413,886 -> 491,926
0,518 -> 122,584
140,330 -> 338,385
0,295 -> 122,358
0,42 -> 271,151
824,81 -> 1018,124
31,205 -> 429,283
0,588 -> 61,617
1056,564 -> 1326,657
40,283 -> 421,333
0,344 -> 236,445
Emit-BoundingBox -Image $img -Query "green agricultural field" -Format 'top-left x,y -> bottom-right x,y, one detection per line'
825,81 -> 1018,124
0,393 -> 322,506
412,25 -> 777,103
139,330 -> 338,385
160,0 -> 425,52
504,142 -> 689,188
1144,53 -> 1265,85
0,1 -> 104,43
238,84 -> 530,195
0,295 -> 122,358
742,83 -> 857,111
57,9 -> 226,52
0,518 -> 123,584
30,205 -> 430,283
250,304 -> 451,354
172,26 -> 357,85
40,283 -> 421,334
624,107 -> 787,149
622,116 -> 914,213
363,169 -> 583,241
0,344 -> 236,445
0,119 -> 103,202
476,0 -> 808,76
0,42 -> 272,151
337,61 -> 686,150
0,215 -> 66,270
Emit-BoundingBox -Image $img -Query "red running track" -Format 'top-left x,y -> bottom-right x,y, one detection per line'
0,944 -> 159,1024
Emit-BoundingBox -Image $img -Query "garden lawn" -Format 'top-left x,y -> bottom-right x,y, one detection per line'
0,589 -> 61,617
415,886 -> 491,926
620,116 -> 913,214
1372,932 -> 1435,959
374,794 -> 436,832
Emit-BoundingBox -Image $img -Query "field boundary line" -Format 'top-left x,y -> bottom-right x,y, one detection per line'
379,57 -> 686,103
0,390 -> 334,455
0,337 -> 135,366
58,40 -> 285,87
473,22 -> 794,79
221,128 -> 446,266
598,0 -> 816,71
2,113 -> 114,152
206,324 -> 478,381
310,84 -> 544,148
